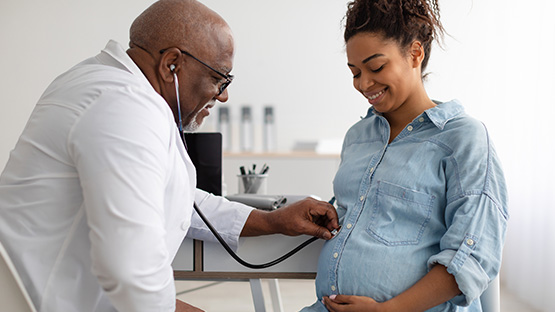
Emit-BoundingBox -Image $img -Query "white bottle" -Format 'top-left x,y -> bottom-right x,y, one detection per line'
263,106 -> 276,152
218,106 -> 231,152
240,106 -> 253,152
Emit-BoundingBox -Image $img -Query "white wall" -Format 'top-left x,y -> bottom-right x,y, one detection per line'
0,0 -> 363,164
0,0 -> 157,167
0,0 -> 537,163
1,0 -> 554,310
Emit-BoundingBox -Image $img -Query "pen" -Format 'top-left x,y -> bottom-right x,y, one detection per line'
239,166 -> 250,191
261,165 -> 270,174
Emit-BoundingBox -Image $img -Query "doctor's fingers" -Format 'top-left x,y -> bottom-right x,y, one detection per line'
309,202 -> 339,231
293,197 -> 339,237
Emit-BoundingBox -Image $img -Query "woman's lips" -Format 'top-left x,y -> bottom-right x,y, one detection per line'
364,88 -> 387,105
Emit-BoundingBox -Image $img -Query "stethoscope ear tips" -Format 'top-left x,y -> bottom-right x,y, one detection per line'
170,64 -> 176,72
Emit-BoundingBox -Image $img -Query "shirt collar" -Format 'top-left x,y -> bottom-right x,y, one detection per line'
95,40 -> 152,88
365,99 -> 465,130
424,99 -> 465,130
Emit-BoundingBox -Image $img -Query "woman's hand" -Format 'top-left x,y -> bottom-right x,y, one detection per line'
322,294 -> 384,312
321,265 -> 461,312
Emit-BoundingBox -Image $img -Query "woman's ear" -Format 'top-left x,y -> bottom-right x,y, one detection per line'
409,41 -> 425,68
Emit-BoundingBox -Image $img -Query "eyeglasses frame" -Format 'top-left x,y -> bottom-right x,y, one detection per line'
160,48 -> 234,96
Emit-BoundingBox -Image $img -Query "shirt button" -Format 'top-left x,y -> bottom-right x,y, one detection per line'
346,223 -> 352,229
370,167 -> 374,172
333,252 -> 339,258
418,117 -> 425,122
407,125 -> 414,131
359,196 -> 364,201
331,285 -> 336,291
466,238 -> 475,246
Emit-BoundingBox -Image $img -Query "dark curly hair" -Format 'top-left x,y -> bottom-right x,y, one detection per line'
344,0 -> 445,74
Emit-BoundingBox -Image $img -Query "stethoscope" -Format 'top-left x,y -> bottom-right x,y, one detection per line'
171,67 -> 330,269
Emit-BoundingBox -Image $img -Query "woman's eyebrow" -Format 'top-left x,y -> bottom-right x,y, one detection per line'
348,53 -> 385,67
362,53 -> 385,64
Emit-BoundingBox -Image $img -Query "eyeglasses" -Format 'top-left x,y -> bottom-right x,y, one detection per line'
160,48 -> 234,96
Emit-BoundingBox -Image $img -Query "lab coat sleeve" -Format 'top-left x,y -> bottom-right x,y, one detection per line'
187,189 -> 255,251
69,88 -> 176,311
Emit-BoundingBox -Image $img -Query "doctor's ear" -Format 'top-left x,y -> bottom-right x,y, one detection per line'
158,47 -> 183,82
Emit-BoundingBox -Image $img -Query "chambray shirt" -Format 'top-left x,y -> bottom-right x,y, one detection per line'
302,100 -> 508,312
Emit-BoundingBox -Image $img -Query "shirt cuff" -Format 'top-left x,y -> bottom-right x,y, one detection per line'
188,190 -> 254,251
427,234 -> 489,306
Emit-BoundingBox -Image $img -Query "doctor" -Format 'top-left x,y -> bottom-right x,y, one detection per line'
0,0 -> 338,311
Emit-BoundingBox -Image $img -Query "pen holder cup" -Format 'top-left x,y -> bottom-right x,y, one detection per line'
237,174 -> 268,194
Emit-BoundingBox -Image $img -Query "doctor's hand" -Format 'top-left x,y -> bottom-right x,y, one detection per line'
322,295 -> 382,312
176,299 -> 204,312
241,197 -> 339,240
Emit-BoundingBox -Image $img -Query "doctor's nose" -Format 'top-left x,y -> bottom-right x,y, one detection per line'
215,88 -> 229,103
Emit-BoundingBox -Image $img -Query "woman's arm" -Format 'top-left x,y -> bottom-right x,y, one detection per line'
323,264 -> 460,312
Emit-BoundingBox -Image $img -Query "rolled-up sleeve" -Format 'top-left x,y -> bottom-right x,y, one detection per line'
428,193 -> 507,306
428,124 -> 509,306
186,189 -> 254,251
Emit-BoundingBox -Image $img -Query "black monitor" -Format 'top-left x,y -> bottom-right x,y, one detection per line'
184,132 -> 222,196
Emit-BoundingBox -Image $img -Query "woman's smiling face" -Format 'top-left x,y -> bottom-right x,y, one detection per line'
346,32 -> 422,115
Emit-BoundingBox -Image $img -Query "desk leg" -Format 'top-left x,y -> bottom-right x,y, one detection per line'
268,279 -> 284,312
249,279 -> 266,312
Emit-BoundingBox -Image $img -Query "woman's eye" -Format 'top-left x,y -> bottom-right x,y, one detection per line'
371,64 -> 385,73
353,72 -> 361,79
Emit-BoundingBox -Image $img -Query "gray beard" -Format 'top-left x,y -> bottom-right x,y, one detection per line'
183,117 -> 200,132
183,101 -> 213,132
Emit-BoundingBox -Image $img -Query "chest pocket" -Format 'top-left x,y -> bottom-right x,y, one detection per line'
367,181 -> 435,246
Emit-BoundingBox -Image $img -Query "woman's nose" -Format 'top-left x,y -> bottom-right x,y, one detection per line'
357,73 -> 375,92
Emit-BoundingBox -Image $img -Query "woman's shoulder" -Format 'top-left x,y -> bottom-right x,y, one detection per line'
430,100 -> 489,144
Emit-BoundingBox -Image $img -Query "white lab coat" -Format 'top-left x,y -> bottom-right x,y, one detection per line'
0,40 -> 253,311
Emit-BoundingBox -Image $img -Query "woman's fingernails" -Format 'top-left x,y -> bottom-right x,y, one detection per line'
329,294 -> 337,300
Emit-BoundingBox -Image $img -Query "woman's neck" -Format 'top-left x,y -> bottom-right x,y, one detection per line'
383,91 -> 435,142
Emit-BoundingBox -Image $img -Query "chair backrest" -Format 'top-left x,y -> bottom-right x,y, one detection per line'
0,241 -> 38,312
480,275 -> 500,312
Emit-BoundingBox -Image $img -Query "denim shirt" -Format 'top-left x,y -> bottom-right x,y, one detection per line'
302,100 -> 508,312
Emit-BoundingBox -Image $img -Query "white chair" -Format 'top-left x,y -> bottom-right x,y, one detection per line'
480,275 -> 500,312
0,241 -> 37,312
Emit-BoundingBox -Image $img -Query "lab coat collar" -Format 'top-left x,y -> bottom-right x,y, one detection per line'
96,40 -> 153,89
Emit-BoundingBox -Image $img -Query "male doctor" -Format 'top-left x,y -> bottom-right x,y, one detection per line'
0,0 -> 338,311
